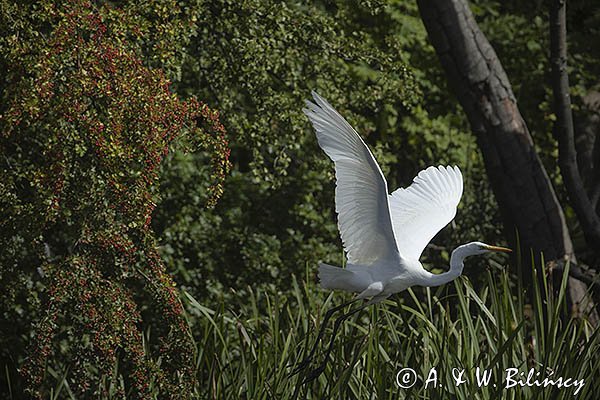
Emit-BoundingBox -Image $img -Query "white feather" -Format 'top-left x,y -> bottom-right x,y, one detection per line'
389,165 -> 463,261
303,91 -> 400,265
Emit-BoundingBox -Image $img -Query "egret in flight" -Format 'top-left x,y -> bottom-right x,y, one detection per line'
292,91 -> 511,383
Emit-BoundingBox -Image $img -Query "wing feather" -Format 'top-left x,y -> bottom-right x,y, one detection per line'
388,165 -> 463,261
303,91 -> 400,265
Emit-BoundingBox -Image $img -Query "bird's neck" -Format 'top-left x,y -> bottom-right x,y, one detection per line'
419,244 -> 468,287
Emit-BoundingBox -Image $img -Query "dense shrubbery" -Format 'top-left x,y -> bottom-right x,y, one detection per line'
0,1 -> 228,397
153,0 -> 505,300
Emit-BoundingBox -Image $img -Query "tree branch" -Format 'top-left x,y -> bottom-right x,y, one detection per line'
548,259 -> 600,287
550,0 -> 600,249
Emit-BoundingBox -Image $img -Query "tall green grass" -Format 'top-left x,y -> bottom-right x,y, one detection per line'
188,260 -> 599,399
14,259 -> 600,399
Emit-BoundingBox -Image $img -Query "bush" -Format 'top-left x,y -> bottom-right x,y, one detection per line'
0,1 -> 229,397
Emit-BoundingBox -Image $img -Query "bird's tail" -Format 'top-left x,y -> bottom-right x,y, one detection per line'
318,263 -> 355,290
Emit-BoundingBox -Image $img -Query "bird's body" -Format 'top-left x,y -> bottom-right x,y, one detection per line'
292,91 -> 511,383
318,242 -> 487,299
318,258 -> 423,299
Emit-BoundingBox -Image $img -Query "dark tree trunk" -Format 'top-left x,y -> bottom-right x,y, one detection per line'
550,0 -> 600,251
416,0 -> 595,320
575,90 -> 600,222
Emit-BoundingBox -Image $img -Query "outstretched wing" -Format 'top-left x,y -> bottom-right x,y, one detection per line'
389,165 -> 463,261
303,91 -> 400,265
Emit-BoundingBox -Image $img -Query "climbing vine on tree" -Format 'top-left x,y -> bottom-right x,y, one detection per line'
0,0 -> 229,397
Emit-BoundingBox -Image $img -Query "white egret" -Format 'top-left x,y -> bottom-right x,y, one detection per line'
292,91 -> 511,383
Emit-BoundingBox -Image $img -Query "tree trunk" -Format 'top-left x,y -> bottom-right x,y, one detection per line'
575,90 -> 600,223
416,0 -> 595,320
550,0 -> 600,252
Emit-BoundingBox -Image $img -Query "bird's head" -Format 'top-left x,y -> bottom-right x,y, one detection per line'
448,241 -> 512,276
463,241 -> 512,256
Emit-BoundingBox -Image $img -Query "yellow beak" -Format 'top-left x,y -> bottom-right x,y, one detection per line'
484,245 -> 512,253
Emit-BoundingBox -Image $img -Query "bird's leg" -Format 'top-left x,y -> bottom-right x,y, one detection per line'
302,299 -> 375,384
290,297 -> 360,377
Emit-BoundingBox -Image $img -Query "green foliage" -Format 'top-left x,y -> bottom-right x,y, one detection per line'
27,258 -> 595,399
154,0 -> 499,299
3,0 -> 599,397
0,0 -> 229,397
18,259 -> 598,399
184,260 -> 598,399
